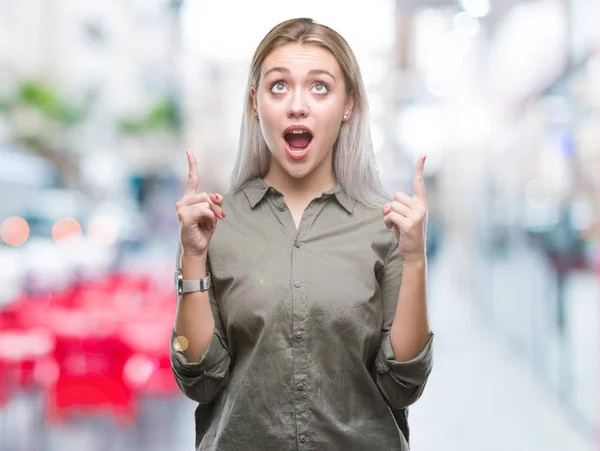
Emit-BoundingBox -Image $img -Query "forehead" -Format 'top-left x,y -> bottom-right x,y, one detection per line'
261,43 -> 342,77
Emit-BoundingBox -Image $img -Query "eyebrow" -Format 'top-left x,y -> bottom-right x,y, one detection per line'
263,67 -> 337,81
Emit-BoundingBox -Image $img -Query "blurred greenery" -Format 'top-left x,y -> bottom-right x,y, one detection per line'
0,98 -> 10,113
18,81 -> 85,125
0,80 -> 87,186
0,80 -> 87,125
118,97 -> 181,135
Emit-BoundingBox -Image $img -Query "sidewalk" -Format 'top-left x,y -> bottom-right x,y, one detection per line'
408,243 -> 594,451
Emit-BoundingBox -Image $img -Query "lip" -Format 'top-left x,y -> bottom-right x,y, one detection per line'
282,124 -> 313,136
283,137 -> 312,160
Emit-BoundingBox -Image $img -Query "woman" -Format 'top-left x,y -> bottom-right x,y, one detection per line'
171,18 -> 433,451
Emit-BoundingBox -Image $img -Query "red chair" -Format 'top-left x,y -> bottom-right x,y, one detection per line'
44,308 -> 136,426
0,299 -> 56,392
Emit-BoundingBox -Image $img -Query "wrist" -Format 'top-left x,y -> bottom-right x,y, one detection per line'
181,252 -> 208,279
402,254 -> 427,269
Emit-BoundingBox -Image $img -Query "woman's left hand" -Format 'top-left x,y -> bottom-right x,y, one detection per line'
382,155 -> 428,263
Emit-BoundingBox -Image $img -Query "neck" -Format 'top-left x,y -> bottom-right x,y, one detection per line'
263,158 -> 336,202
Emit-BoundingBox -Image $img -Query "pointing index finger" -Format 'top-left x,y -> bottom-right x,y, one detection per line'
413,155 -> 427,201
185,150 -> 199,196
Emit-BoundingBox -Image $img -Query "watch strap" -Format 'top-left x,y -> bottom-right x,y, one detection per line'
181,272 -> 211,293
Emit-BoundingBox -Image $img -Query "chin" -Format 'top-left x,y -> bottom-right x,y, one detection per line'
271,146 -> 310,174
282,163 -> 313,180
269,141 -> 329,181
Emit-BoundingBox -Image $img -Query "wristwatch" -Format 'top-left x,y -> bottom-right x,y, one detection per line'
174,268 -> 211,295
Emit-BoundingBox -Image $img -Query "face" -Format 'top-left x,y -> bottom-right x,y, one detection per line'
251,43 -> 354,182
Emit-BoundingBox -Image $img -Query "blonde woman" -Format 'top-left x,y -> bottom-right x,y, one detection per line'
171,18 -> 433,451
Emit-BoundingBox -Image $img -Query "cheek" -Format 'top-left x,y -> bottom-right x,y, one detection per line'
316,108 -> 343,142
259,113 -> 280,144
315,96 -> 344,120
257,98 -> 280,139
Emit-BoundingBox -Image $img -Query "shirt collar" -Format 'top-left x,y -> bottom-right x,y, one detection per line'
242,177 -> 355,214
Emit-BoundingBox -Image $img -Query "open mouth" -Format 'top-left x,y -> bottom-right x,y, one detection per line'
283,128 -> 313,152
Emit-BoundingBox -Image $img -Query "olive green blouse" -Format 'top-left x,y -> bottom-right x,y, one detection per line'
171,177 -> 433,451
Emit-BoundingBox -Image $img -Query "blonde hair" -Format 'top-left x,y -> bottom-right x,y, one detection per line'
229,18 -> 390,208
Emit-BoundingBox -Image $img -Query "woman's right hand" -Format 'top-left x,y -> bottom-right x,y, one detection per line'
176,150 -> 225,259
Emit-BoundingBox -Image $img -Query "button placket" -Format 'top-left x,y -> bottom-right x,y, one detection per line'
291,212 -> 309,449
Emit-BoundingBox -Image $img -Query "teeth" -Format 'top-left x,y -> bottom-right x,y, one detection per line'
289,130 -> 308,134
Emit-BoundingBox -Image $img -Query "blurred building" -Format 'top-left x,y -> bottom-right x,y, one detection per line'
0,0 -> 184,195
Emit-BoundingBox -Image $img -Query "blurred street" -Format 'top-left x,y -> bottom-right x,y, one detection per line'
410,239 -> 595,451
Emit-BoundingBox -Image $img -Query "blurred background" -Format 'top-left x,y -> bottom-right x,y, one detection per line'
0,0 -> 598,450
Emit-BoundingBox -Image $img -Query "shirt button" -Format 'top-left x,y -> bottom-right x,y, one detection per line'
294,281 -> 301,288
299,435 -> 307,443
294,241 -> 301,248
277,204 -> 285,211
296,382 -> 305,391
295,330 -> 304,340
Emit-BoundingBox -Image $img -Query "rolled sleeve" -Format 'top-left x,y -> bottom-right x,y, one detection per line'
170,327 -> 232,404
374,236 -> 434,409
374,332 -> 434,409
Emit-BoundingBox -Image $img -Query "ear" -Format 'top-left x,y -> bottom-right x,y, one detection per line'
343,91 -> 355,120
250,85 -> 258,115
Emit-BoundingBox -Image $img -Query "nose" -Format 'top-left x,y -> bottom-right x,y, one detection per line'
287,90 -> 308,118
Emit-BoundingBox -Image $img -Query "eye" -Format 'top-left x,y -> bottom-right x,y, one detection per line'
311,82 -> 329,95
270,80 -> 288,94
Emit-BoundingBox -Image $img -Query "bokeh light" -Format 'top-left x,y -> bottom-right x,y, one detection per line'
0,216 -> 30,246
52,218 -> 82,244
459,0 -> 490,18
172,335 -> 189,353
124,354 -> 159,387
87,215 -> 118,246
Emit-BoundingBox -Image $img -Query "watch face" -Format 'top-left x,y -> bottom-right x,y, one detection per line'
175,269 -> 183,295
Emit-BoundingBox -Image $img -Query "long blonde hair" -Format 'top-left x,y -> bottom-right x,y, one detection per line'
229,18 -> 390,208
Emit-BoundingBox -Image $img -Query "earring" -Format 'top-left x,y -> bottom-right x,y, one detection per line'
343,114 -> 348,121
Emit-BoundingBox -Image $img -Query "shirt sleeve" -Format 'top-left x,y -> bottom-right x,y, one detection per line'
170,243 -> 232,404
373,238 -> 434,409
